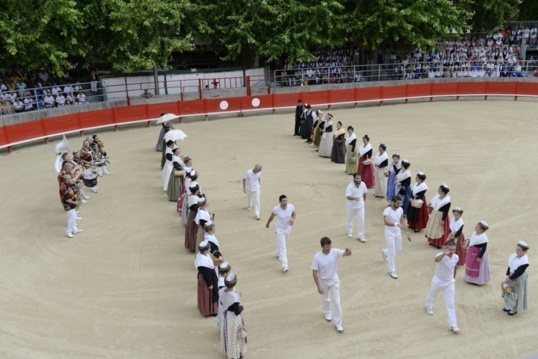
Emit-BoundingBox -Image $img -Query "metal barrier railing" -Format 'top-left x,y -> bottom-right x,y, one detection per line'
0,81 -> 105,116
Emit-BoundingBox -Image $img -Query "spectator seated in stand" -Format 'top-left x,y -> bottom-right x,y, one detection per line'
141,89 -> 153,98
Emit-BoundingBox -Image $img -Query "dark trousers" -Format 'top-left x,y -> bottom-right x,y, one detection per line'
305,122 -> 313,142
294,119 -> 301,136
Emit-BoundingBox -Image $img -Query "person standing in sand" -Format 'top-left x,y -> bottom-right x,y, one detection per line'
311,236 -> 352,334
243,164 -> 262,220
266,195 -> 296,273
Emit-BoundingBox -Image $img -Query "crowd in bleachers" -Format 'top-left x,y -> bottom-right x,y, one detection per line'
0,67 -> 99,115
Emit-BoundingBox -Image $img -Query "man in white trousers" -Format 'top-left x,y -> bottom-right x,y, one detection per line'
266,195 -> 296,273
243,164 -> 262,220
311,236 -> 352,334
346,172 -> 367,242
424,239 -> 460,334
381,195 -> 410,279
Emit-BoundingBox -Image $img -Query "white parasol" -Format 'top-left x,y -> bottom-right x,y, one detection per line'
155,113 -> 180,124
164,129 -> 188,142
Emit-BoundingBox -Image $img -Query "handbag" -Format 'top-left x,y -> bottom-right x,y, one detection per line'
336,139 -> 345,144
237,324 -> 248,340
349,154 -> 357,163
411,199 -> 423,208
363,158 -> 373,165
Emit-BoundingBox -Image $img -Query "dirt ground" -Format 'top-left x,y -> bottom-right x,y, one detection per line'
1,99 -> 537,359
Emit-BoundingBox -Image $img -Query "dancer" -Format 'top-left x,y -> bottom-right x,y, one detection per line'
381,195 -> 411,279
373,143 -> 389,198
220,273 -> 247,359
217,261 -> 231,327
194,240 -> 218,316
424,184 -> 451,248
395,160 -> 412,214
502,241 -> 530,316
266,195 -> 296,273
386,154 -> 401,202
345,172 -> 367,242
345,126 -> 358,175
448,208 -> 466,266
407,172 -> 429,233
357,135 -> 374,187
243,164 -> 262,220
311,236 -> 352,334
331,121 -> 346,164
318,113 -> 334,158
424,240 -> 460,334
464,221 -> 491,285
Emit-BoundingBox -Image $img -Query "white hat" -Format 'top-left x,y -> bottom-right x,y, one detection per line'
219,261 -> 230,270
518,241 -> 529,249
441,183 -> 449,189
198,240 -> 209,251
478,220 -> 489,229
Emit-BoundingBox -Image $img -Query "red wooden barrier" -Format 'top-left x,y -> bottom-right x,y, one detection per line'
431,82 -> 459,97
113,104 -> 148,123
302,91 -> 330,106
355,86 -> 382,102
179,100 -> 206,117
272,93 -> 300,109
240,94 -> 274,112
381,85 -> 407,101
486,82 -> 518,95
78,109 -> 115,129
516,82 -> 538,95
4,120 -> 46,144
0,127 -> 8,147
328,89 -> 356,105
458,82 -> 488,95
147,102 -> 180,118
205,97 -> 242,114
42,114 -> 80,135
406,83 -> 432,98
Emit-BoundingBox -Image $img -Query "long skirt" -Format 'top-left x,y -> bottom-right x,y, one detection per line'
160,140 -> 166,169
313,127 -> 322,147
155,127 -> 166,151
358,158 -> 375,187
184,211 -> 198,251
387,173 -> 397,200
374,167 -> 387,197
345,145 -> 358,175
217,296 -> 225,328
221,311 -> 247,359
177,187 -> 186,215
198,275 -> 218,316
502,272 -> 528,312
331,140 -> 346,163
318,133 -> 333,157
161,161 -> 173,191
299,122 -> 307,139
464,247 -> 490,285
407,195 -> 429,230
424,210 -> 450,247
196,225 -> 204,249
181,194 -> 189,225
397,185 -> 413,214
167,171 -> 182,202
455,233 -> 466,266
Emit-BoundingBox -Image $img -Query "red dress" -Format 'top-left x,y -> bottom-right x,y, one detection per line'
358,157 -> 375,187
407,195 -> 429,230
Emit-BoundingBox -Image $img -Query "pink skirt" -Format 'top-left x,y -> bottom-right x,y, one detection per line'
197,275 -> 217,316
464,247 -> 490,285
184,211 -> 198,251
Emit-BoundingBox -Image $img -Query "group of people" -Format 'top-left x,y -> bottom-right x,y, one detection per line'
57,135 -> 111,238
156,120 -> 247,359
290,105 -> 530,335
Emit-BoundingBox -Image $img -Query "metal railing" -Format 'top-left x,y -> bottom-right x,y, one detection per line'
273,60 -> 538,87
0,81 -> 106,116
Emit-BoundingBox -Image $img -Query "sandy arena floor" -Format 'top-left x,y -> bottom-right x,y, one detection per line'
1,99 -> 537,359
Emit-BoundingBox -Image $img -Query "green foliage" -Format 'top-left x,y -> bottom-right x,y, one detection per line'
517,0 -> 538,21
469,0 -> 520,32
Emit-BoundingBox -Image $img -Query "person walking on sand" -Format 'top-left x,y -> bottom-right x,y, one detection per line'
346,172 -> 367,242
424,239 -> 460,334
311,236 -> 352,334
266,195 -> 296,273
243,164 -> 262,220
381,195 -> 411,279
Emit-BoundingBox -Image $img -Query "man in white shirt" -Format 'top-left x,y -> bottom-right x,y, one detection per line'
424,239 -> 460,334
242,164 -> 262,220
346,172 -> 367,242
381,195 -> 410,279
311,236 -> 352,334
266,195 -> 296,273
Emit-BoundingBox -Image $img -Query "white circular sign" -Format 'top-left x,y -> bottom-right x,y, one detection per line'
219,101 -> 229,110
251,98 -> 260,107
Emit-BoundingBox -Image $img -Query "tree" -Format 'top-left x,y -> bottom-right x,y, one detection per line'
0,0 -> 84,74
197,0 -> 347,67
467,0 -> 520,33
517,0 -> 538,21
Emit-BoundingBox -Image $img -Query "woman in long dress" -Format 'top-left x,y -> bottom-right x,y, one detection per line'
220,273 -> 247,359
184,184 -> 201,251
373,143 -> 389,198
167,148 -> 184,201
464,220 -> 491,285
155,121 -> 173,151
195,199 -> 213,249
178,157 -> 193,219
331,121 -> 346,163
194,240 -> 218,316
345,126 -> 358,175
318,113 -> 334,157
406,172 -> 429,232
448,207 -> 465,266
395,160 -> 412,214
161,140 -> 176,191
424,184 -> 451,248
217,261 -> 231,328
357,135 -> 374,187
312,110 -> 324,149
386,154 -> 401,202
502,241 -> 530,316
160,122 -> 174,169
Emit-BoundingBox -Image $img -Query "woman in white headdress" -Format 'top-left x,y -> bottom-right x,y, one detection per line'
312,110 -> 324,148
386,153 -> 401,202
331,121 -> 346,164
448,207 -> 465,266
195,199 -> 213,248
217,261 -> 231,327
358,134 -> 374,187
373,143 -> 389,198
406,172 -> 429,232
345,126 -> 358,175
502,241 -> 530,315
161,140 -> 176,191
464,220 -> 491,285
424,184 -> 451,248
395,160 -> 412,213
318,113 -> 334,157
167,148 -> 184,201
184,184 -> 201,252
194,240 -> 218,316
220,273 -> 247,359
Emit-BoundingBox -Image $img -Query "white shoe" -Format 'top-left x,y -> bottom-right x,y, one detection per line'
73,229 -> 83,234
381,249 -> 388,262
324,315 -> 332,322
256,216 -> 260,220
389,272 -> 398,279
347,233 -> 352,238
104,169 -> 111,175
66,233 -> 74,238
425,307 -> 433,316
358,237 -> 366,243
76,217 -> 83,221
450,326 -> 460,334
247,207 -> 252,211
81,199 -> 87,204
275,252 -> 280,259
336,325 -> 344,334
283,267 -> 289,273
91,188 -> 98,193
83,195 -> 90,199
